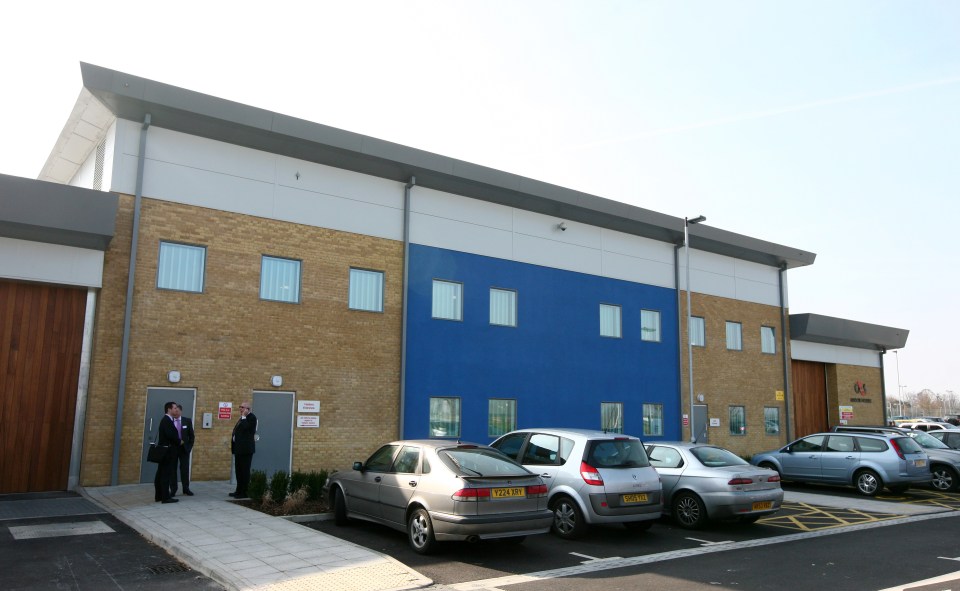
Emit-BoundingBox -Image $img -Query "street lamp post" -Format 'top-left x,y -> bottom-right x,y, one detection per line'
893,350 -> 903,416
685,215 -> 706,443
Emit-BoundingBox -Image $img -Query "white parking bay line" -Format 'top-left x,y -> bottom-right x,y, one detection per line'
685,537 -> 733,546
569,552 -> 623,563
9,521 -> 115,540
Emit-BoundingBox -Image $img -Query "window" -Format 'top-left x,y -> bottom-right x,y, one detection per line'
726,321 -> 743,350
364,444 -> 400,472
523,433 -> 561,465
491,432 -> 527,459
489,288 -> 517,327
825,436 -> 855,452
764,407 -> 780,435
392,446 -> 421,473
600,304 -> 622,338
601,402 -> 623,433
792,435 -> 824,453
488,399 -> 517,437
641,309 -> 661,342
761,326 -> 776,354
349,268 -> 384,312
157,242 -> 205,292
856,437 -> 888,453
646,445 -> 684,469
260,256 -> 301,303
429,397 -> 460,438
432,280 -> 462,321
689,316 -> 705,347
729,406 -> 746,435
643,403 -> 664,436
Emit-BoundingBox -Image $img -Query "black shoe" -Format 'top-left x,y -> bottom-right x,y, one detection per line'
228,492 -> 238,497
161,498 -> 179,504
183,490 -> 194,496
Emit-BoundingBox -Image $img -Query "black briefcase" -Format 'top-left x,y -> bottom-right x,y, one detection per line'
147,443 -> 170,463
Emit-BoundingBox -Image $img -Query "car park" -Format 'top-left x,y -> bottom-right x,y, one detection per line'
644,442 -> 783,529
929,430 -> 960,450
490,428 -> 662,539
751,431 -> 930,496
325,440 -> 552,554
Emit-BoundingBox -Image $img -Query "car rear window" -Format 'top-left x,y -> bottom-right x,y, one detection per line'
439,448 -> 531,477
893,437 -> 924,454
585,439 -> 650,468
691,446 -> 748,467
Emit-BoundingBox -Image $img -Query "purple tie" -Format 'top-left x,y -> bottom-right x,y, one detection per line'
175,418 -> 182,440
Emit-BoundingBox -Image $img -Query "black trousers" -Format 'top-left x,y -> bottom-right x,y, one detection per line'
234,453 -> 253,495
170,450 -> 191,494
153,453 -> 176,501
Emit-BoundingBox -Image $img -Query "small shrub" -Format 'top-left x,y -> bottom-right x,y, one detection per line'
269,470 -> 290,503
290,471 -> 309,495
306,470 -> 328,501
282,487 -> 309,514
248,470 -> 268,502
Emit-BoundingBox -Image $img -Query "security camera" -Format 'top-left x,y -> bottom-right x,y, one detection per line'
558,222 -> 567,231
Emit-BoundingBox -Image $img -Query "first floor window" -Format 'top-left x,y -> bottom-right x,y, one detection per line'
349,268 -> 384,312
601,402 -> 624,434
600,304 -> 622,338
729,406 -> 746,435
641,309 -> 661,342
761,326 -> 776,354
488,399 -> 517,437
489,288 -> 517,327
429,397 -> 461,438
764,407 -> 780,434
260,255 -> 301,303
432,280 -> 463,321
157,241 -> 205,292
726,321 -> 743,350
643,403 -> 664,436
689,316 -> 705,347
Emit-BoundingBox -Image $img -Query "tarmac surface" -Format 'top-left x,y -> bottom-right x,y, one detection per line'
1,481 -> 954,591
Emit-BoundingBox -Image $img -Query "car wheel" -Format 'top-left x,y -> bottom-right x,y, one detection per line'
332,486 -> 349,526
673,492 -> 707,529
550,496 -> 588,539
758,462 -> 780,477
408,507 -> 437,555
931,465 -> 959,492
887,484 -> 909,494
854,469 -> 882,497
623,520 -> 654,532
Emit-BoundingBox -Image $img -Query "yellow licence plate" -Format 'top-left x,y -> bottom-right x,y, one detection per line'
752,501 -> 773,511
622,493 -> 648,504
491,487 -> 524,498
915,459 -> 926,467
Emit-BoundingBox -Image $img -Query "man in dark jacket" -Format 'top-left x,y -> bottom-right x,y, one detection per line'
230,401 -> 257,498
154,401 -> 180,504
169,403 -> 195,497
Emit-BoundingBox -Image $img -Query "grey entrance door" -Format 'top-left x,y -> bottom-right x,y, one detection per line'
692,404 -> 709,443
250,391 -> 294,479
141,388 -> 196,483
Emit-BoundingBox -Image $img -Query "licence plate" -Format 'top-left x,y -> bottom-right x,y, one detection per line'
622,493 -> 648,504
752,501 -> 773,511
491,487 -> 524,498
914,459 -> 926,467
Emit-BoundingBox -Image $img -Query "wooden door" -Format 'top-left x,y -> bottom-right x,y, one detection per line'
0,281 -> 87,493
791,360 -> 828,438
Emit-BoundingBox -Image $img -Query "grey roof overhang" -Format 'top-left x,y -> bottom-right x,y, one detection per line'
79,62 -> 816,269
790,313 -> 908,351
0,172 -> 118,251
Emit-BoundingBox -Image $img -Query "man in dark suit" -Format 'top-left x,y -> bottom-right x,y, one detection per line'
230,401 -> 257,498
169,403 -> 195,497
154,401 -> 179,504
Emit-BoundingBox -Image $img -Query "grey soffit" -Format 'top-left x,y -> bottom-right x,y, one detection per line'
77,62 -> 816,270
0,173 -> 118,251
790,313 -> 909,351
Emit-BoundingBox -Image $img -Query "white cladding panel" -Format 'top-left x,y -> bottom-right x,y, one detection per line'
413,186 -> 513,231
790,340 -> 881,368
0,237 -> 104,287
411,213 -> 515,260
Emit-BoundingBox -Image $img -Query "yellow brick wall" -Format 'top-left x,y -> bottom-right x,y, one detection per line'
82,196 -> 403,485
680,292 -> 790,457
826,364 -> 885,427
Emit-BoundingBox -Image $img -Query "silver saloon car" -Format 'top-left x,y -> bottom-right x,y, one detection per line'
645,442 -> 783,529
491,428 -> 662,539
325,440 -> 552,554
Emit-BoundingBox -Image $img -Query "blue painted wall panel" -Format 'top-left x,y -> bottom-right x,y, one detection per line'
404,244 -> 680,443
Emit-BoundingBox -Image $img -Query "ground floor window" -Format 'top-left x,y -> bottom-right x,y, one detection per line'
488,398 -> 517,437
601,402 -> 623,433
764,407 -> 780,434
643,403 -> 664,436
429,397 -> 461,438
729,406 -> 746,435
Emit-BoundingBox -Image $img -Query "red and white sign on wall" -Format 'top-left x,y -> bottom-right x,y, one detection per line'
218,402 -> 233,420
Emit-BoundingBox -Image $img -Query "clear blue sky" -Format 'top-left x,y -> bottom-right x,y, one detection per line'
2,1 -> 957,399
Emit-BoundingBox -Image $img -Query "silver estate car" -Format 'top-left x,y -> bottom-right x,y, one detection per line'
645,442 -> 783,529
491,428 -> 662,539
751,432 -> 930,496
325,440 -> 552,554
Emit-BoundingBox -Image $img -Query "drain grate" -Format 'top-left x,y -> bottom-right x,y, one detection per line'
147,563 -> 191,575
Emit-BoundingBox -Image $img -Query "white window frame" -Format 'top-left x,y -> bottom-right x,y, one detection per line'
690,316 -> 705,347
157,241 -> 206,293
260,255 -> 302,304
349,268 -> 384,312
764,407 -> 780,435
641,309 -> 661,342
726,321 -> 743,351
729,406 -> 746,436
489,288 -> 517,327
761,326 -> 776,354
432,279 -> 463,321
600,304 -> 622,338
643,403 -> 664,437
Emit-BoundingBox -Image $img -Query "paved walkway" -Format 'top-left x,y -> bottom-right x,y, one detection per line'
81,481 -> 432,591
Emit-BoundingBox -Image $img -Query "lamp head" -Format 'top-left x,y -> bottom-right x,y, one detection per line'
687,215 -> 706,225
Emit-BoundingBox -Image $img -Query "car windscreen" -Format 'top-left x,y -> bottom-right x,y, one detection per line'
585,439 -> 651,468
909,431 -> 950,449
893,437 -> 924,454
439,448 -> 532,477
691,446 -> 748,467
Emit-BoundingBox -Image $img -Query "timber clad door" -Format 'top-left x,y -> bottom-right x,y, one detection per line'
0,281 -> 87,493
792,360 -> 828,438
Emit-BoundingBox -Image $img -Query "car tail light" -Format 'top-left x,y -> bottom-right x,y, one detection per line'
728,478 -> 753,486
580,461 -> 604,486
890,439 -> 906,460
452,488 -> 490,501
767,474 -> 781,483
526,484 -> 548,498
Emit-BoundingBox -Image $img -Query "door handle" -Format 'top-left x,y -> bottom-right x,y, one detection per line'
540,473 -> 552,478
149,418 -> 153,432
374,476 -> 381,483
846,455 -> 855,459
408,481 -> 417,487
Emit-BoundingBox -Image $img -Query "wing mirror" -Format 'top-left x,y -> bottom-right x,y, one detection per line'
352,461 -> 364,471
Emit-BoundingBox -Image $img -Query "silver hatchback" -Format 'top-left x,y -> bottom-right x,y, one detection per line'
491,428 -> 662,539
